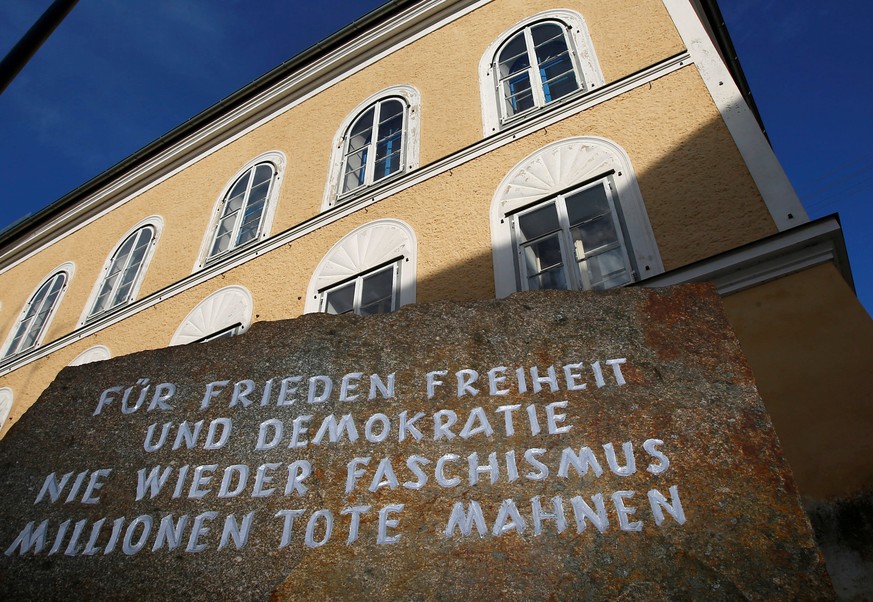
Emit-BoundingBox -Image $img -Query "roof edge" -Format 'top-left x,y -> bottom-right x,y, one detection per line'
0,0 -> 418,248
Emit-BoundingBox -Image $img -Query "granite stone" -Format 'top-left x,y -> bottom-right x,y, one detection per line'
0,286 -> 832,600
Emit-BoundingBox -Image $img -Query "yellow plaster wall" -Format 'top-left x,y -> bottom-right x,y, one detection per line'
723,263 -> 873,500
2,0 -> 780,435
0,63 -> 780,434
0,0 -> 685,331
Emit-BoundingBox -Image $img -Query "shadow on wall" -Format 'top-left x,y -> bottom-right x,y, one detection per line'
4,104 -> 873,597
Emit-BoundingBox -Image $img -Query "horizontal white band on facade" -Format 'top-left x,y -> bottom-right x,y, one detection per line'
0,0 -> 489,275
640,216 -> 851,296
0,53 -> 692,377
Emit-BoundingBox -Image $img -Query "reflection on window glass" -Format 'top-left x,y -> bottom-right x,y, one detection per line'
512,179 -> 633,292
208,163 -> 275,261
321,263 -> 399,316
195,323 -> 243,344
495,21 -> 581,121
5,272 -> 67,357
89,226 -> 155,319
340,99 -> 407,197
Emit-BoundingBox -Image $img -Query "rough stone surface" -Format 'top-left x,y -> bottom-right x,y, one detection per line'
0,286 -> 832,600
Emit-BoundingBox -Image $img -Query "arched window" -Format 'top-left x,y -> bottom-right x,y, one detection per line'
69,345 -> 111,366
323,86 -> 421,208
490,138 -> 662,298
85,222 -> 158,321
3,266 -> 71,358
305,219 -> 417,315
496,21 -> 579,120
200,152 -> 284,267
479,11 -> 605,133
341,98 -> 406,196
170,286 -> 253,346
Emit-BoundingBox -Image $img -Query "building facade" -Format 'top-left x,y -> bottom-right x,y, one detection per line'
1,0 -> 871,594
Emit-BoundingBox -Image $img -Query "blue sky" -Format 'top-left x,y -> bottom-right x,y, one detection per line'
1,0 -> 871,314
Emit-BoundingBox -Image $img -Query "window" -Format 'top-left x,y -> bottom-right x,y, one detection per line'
496,21 -> 580,121
199,152 -> 284,268
169,286 -> 253,346
193,323 -> 243,343
3,268 -> 70,358
512,179 -> 634,292
340,98 -> 406,196
208,163 -> 276,261
69,345 -> 111,366
478,11 -> 605,133
490,137 -> 662,298
323,86 -> 421,209
87,225 -> 156,320
305,219 -> 417,314
321,261 -> 400,315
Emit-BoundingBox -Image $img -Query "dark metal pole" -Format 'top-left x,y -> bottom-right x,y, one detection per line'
0,0 -> 79,95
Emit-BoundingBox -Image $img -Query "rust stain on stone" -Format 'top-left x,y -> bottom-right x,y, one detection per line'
0,287 -> 832,600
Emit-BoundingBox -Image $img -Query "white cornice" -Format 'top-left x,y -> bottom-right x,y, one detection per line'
639,217 -> 850,295
661,0 -> 808,231
0,53 -> 690,377
0,0 -> 489,275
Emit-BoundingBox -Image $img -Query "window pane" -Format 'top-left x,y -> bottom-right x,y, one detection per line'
347,108 -> 375,152
123,234 -> 149,273
497,31 -> 530,77
522,234 -> 564,276
378,100 -> 404,128
91,277 -> 116,314
566,185 -> 620,258
113,278 -> 135,307
532,25 -> 578,103
8,323 -> 28,354
252,164 -> 274,187
374,143 -> 402,181
571,217 -> 620,258
502,74 -> 535,116
517,203 -> 560,241
245,178 -> 270,209
579,247 -> 631,291
532,24 -> 568,64
342,155 -> 367,194
565,186 -> 610,223
359,268 -> 395,315
225,191 -> 246,216
210,216 -> 235,257
374,100 -> 404,180
528,265 -> 567,291
222,175 -> 250,217
540,59 -> 577,102
237,200 -> 265,245
7,273 -> 65,355
324,282 -> 356,315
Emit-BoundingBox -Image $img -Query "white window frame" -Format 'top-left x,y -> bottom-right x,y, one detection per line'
491,137 -> 662,298
319,260 -> 402,316
169,285 -> 254,346
195,151 -> 285,270
69,345 -> 112,366
80,216 -> 162,325
1,262 -> 74,359
322,86 -> 421,210
511,177 -> 635,292
305,219 -> 417,314
479,10 -> 605,135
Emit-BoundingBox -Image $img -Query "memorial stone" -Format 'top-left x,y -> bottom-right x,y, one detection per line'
0,286 -> 832,599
